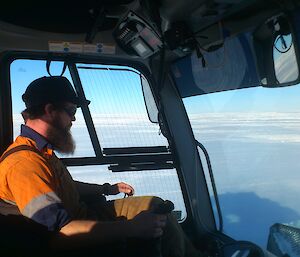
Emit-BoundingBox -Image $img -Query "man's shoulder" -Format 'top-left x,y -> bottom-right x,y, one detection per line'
3,136 -> 37,153
11,136 -> 38,149
0,138 -> 51,174
3,136 -> 52,158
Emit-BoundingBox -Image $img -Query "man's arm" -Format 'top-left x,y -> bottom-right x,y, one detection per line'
74,180 -> 106,196
75,181 -> 134,196
53,211 -> 166,249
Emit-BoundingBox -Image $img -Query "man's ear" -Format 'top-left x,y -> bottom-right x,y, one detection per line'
43,103 -> 57,122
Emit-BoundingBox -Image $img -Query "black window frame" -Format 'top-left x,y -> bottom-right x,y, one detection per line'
1,51 -> 174,170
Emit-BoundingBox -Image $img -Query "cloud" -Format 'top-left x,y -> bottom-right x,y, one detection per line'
14,112 -> 300,145
188,112 -> 300,143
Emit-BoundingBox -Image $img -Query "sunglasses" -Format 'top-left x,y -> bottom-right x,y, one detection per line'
62,106 -> 77,117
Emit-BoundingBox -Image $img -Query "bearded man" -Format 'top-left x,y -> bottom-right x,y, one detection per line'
0,76 -> 204,257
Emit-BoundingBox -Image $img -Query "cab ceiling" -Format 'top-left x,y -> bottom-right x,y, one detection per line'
0,0 -> 135,33
0,0 -> 288,55
160,0 -> 277,33
0,0 -> 270,35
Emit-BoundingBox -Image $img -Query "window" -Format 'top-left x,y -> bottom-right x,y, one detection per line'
10,59 -> 186,220
10,60 -> 95,157
76,63 -> 166,149
183,85 -> 300,248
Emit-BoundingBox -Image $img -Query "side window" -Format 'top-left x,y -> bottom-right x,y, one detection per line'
183,86 -> 300,247
10,60 -> 187,220
10,60 -> 95,157
76,64 -> 166,149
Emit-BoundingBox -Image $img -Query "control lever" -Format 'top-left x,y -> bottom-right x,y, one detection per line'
126,200 -> 175,257
154,200 -> 174,214
150,200 -> 175,257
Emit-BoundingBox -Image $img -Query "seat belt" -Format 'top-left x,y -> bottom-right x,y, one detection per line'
0,145 -> 43,163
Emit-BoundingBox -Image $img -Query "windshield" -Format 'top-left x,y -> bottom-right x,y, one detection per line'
183,85 -> 300,249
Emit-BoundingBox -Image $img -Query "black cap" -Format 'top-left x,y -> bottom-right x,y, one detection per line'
22,76 -> 90,108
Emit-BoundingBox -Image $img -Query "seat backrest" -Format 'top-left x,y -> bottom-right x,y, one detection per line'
0,200 -> 21,215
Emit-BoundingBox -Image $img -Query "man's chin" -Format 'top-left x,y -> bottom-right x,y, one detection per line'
47,127 -> 76,155
54,133 -> 75,154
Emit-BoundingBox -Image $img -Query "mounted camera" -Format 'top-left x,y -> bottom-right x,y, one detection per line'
113,11 -> 163,58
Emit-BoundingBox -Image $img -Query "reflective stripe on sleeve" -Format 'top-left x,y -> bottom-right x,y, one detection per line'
22,191 -> 62,218
22,191 -> 71,231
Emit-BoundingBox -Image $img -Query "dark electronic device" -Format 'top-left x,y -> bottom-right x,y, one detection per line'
113,11 -> 163,58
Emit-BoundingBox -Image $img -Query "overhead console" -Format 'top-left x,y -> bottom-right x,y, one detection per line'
113,0 -> 288,59
113,11 -> 163,58
112,0 -> 300,92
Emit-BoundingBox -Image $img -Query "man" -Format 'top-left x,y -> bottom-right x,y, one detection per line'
0,76 -> 203,257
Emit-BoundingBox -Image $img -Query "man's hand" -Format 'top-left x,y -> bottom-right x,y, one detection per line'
130,211 -> 167,238
107,182 -> 135,196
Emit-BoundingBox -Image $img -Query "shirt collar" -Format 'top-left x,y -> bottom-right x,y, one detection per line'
20,124 -> 53,151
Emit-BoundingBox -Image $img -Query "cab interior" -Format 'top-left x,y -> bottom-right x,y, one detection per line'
1,0 -> 300,256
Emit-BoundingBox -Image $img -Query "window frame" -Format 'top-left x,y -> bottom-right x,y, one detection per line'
2,51 -> 174,170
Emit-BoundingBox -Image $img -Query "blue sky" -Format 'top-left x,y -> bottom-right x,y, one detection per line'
10,60 -> 144,115
184,83 -> 300,113
11,58 -> 300,117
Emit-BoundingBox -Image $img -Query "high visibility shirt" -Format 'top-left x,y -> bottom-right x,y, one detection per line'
0,125 -> 88,231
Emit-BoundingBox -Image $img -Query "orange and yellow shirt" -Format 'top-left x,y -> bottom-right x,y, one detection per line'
0,125 -> 88,231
